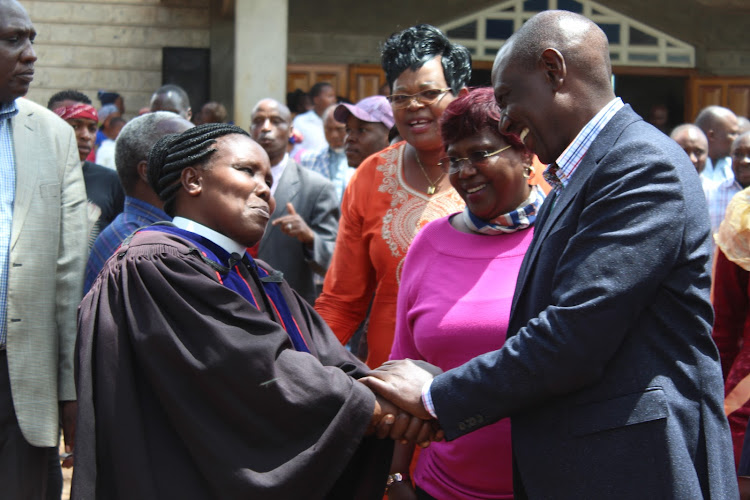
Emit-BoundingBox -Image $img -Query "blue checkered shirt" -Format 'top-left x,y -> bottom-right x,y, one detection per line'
84,196 -> 170,293
0,101 -> 18,346
299,147 -> 352,201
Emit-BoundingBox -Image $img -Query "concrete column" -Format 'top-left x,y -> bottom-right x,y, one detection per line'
234,0 -> 288,130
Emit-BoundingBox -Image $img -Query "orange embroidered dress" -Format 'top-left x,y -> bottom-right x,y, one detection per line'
315,142 -> 464,367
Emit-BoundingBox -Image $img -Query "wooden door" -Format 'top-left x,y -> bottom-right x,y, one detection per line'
347,64 -> 386,103
286,64 -> 348,98
687,76 -> 750,120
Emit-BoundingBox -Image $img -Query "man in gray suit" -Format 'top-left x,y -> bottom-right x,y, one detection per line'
363,10 -> 737,499
250,98 -> 338,305
0,0 -> 88,497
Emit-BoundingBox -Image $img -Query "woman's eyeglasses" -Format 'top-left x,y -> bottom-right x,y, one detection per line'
386,88 -> 452,109
438,145 -> 513,175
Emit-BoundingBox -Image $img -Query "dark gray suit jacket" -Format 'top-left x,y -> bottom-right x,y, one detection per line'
431,106 -> 737,499
258,159 -> 339,305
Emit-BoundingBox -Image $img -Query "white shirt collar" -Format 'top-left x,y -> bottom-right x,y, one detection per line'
172,217 -> 247,256
270,153 -> 289,196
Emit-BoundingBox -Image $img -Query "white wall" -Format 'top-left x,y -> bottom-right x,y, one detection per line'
233,0 -> 287,130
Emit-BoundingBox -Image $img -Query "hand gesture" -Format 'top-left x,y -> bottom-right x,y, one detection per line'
272,202 -> 314,245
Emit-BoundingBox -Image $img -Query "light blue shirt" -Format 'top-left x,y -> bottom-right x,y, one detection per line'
700,156 -> 734,184
0,100 -> 19,346
291,110 -> 327,153
706,176 -> 742,257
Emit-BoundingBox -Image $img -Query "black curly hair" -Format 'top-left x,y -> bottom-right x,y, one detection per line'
381,24 -> 472,97
47,89 -> 91,109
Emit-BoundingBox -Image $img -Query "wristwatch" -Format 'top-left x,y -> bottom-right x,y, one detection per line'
385,472 -> 407,493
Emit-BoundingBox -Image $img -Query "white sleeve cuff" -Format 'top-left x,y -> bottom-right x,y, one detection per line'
421,380 -> 438,419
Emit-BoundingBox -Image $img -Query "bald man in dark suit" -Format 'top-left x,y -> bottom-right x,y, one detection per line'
363,10 -> 737,499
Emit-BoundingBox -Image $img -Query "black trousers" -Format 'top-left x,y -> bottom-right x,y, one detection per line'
0,350 -> 54,499
47,445 -> 63,500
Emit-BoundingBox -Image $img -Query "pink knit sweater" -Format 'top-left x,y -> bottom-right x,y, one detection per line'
390,215 -> 534,499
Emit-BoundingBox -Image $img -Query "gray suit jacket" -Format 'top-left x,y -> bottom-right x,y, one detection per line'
431,106 -> 737,498
258,159 -> 339,305
7,98 -> 88,447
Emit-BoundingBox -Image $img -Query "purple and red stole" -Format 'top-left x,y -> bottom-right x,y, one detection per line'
141,224 -> 310,353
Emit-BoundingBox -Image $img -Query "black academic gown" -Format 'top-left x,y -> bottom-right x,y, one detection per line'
73,228 -> 392,500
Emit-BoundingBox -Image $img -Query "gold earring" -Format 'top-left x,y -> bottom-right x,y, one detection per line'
523,165 -> 533,179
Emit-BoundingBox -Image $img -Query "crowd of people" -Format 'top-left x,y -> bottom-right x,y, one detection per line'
2,0 -> 749,497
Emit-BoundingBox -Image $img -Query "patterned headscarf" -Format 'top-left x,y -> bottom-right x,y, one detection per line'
53,103 -> 99,123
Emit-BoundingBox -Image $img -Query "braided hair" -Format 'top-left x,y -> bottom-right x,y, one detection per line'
147,123 -> 249,216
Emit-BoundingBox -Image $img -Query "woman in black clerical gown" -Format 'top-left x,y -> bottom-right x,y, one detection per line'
72,124 -> 430,499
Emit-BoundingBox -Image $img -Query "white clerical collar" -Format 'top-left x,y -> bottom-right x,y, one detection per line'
172,217 -> 247,256
270,153 -> 289,197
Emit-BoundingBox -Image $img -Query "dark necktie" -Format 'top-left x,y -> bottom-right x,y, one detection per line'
542,162 -> 562,189
542,163 -> 563,213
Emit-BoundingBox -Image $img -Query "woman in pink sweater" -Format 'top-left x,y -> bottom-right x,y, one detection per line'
387,87 -> 545,499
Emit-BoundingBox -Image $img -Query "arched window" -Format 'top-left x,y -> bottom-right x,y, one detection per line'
439,0 -> 694,67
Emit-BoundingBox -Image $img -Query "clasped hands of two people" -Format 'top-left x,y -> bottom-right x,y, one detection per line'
360,359 -> 442,447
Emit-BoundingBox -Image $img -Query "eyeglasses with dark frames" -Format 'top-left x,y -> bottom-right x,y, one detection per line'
386,88 -> 453,109
438,145 -> 513,175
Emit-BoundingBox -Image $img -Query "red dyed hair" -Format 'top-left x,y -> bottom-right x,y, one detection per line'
440,87 -> 526,152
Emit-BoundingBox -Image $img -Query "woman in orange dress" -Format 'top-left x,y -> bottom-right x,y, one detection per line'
314,25 -> 470,368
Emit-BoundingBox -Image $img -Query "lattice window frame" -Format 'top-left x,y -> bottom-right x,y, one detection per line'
439,0 -> 695,68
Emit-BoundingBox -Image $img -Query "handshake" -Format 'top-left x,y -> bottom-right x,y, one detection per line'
359,359 -> 443,447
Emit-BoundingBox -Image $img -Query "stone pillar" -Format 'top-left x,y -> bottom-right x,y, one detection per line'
210,0 -> 235,122
234,0 -> 288,130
